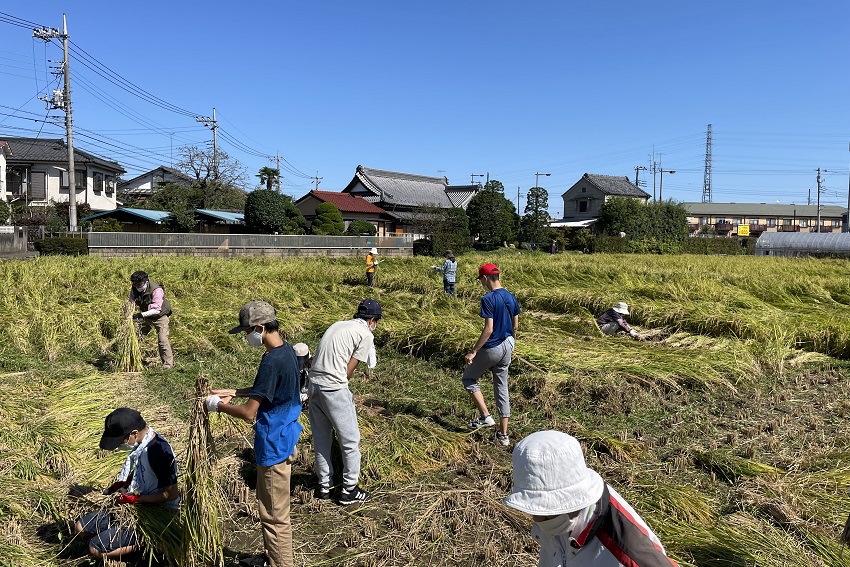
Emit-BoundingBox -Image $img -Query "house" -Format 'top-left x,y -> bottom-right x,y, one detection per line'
559,173 -> 651,224
342,165 -> 481,236
295,190 -> 393,236
81,207 -> 246,233
682,202 -> 846,237
1,137 -> 125,211
118,165 -> 192,202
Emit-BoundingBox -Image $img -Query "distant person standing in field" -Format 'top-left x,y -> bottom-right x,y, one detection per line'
75,407 -> 180,561
129,270 -> 173,369
207,301 -> 302,567
463,263 -> 521,446
431,249 -> 458,294
550,240 -> 557,254
307,299 -> 381,505
365,247 -> 379,287
504,430 -> 678,567
596,302 -> 639,339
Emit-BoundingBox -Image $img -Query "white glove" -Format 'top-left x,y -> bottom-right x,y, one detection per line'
367,347 -> 377,369
204,395 -> 222,412
629,329 -> 639,338
431,266 -> 439,270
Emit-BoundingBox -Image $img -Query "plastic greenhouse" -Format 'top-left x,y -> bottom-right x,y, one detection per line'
754,232 -> 850,257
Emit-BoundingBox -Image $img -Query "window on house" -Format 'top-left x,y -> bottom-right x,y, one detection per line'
30,172 -> 46,200
105,176 -> 115,195
799,219 -> 808,228
581,187 -> 586,193
578,200 -> 588,213
833,220 -> 840,228
750,219 -> 759,225
783,219 -> 793,226
61,169 -> 86,190
94,172 -> 104,193
7,167 -> 26,197
766,218 -> 776,227
733,218 -> 743,224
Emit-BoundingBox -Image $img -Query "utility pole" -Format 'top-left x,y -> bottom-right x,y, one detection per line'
517,186 -> 522,213
634,165 -> 647,188
34,15 -> 78,231
702,124 -> 713,203
312,172 -> 322,191
816,168 -> 822,233
470,173 -> 485,185
195,108 -> 218,179
846,143 -> 850,232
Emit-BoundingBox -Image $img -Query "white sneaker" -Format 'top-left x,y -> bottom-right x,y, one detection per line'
467,414 -> 496,430
496,433 -> 510,446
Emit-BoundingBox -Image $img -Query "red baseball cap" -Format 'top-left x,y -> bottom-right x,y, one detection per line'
478,263 -> 500,276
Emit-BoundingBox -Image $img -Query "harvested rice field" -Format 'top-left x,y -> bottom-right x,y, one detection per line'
3,251 -> 850,566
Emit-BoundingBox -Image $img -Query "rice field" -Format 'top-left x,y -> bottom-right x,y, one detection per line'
2,251 -> 850,566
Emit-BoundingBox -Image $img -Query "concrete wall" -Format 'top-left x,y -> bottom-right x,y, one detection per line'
0,226 -> 27,254
89,246 -> 413,259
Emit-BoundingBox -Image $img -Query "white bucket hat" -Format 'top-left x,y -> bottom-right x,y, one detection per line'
370,247 -> 378,254
504,431 -> 604,516
292,342 -> 310,357
613,302 -> 629,315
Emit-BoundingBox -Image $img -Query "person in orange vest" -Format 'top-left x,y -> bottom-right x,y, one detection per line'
365,247 -> 379,287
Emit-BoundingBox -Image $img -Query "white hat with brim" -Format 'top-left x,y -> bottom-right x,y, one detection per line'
504,430 -> 604,516
369,247 -> 378,254
613,302 -> 629,315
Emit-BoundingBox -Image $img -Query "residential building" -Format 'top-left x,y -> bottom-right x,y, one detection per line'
1,137 -> 124,211
294,190 -> 393,236
0,141 -> 10,207
82,207 -> 171,232
118,165 -> 192,203
342,165 -> 481,236
682,202 -> 846,236
560,173 -> 650,223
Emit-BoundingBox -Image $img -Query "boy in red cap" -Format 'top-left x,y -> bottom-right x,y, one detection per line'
463,263 -> 521,446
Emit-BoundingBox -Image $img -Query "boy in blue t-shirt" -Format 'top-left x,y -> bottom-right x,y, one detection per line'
207,300 -> 302,567
463,263 -> 521,446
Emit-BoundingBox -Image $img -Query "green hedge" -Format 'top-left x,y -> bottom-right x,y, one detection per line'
33,237 -> 89,256
681,237 -> 752,255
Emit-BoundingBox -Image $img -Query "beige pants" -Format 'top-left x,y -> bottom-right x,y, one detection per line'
257,451 -> 296,567
141,315 -> 173,368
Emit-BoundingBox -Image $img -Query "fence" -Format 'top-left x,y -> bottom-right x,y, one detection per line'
87,232 -> 413,258
0,226 -> 28,255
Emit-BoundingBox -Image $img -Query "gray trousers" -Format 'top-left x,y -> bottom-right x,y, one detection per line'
141,315 -> 173,368
307,383 -> 361,490
600,322 -> 620,336
462,336 -> 514,418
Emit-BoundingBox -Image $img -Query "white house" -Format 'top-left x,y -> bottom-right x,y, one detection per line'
118,165 -> 192,202
1,137 -> 125,211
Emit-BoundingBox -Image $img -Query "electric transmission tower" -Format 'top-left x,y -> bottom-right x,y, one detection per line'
702,124 -> 713,203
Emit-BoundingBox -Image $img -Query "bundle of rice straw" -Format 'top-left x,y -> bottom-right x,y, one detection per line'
115,301 -> 143,372
181,375 -> 224,567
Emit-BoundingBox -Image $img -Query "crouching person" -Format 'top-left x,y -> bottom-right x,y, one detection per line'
76,408 -> 180,560
504,431 -> 678,567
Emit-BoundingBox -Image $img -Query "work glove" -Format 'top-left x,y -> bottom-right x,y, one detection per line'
115,493 -> 140,505
204,395 -> 222,412
629,329 -> 639,339
132,313 -> 143,321
104,479 -> 130,495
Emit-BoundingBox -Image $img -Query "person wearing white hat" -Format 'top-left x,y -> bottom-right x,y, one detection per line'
504,431 -> 677,567
596,302 -> 639,339
365,247 -> 379,287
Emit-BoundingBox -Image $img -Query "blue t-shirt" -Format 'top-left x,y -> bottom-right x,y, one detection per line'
480,287 -> 521,349
248,343 -> 303,467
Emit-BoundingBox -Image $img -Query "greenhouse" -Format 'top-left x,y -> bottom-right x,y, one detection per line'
754,231 -> 850,257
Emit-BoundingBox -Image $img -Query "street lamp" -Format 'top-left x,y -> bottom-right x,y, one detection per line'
535,172 -> 551,188
658,169 -> 675,202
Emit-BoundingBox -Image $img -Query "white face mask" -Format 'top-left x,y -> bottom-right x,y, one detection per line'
134,282 -> 147,293
246,327 -> 264,348
117,432 -> 139,452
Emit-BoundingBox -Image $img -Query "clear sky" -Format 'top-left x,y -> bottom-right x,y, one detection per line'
1,1 -> 849,217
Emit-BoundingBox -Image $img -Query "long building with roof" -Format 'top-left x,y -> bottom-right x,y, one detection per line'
682,202 -> 846,236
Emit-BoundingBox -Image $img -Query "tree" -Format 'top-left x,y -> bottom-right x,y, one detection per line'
311,202 -> 344,235
244,189 -> 306,234
256,167 -> 281,192
175,145 -> 249,191
0,200 -> 10,225
466,180 -> 518,246
519,186 -> 550,246
596,197 -> 688,243
345,220 -> 377,236
133,182 -> 246,232
411,205 -> 471,254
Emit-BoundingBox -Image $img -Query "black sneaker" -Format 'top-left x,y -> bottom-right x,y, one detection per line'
239,554 -> 269,567
338,485 -> 371,505
315,486 -> 332,500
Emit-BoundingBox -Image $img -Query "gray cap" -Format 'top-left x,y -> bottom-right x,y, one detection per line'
229,301 -> 277,334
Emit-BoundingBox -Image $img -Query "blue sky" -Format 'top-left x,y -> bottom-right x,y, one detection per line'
1,1 -> 849,217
